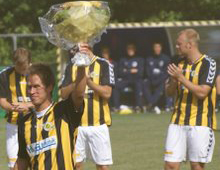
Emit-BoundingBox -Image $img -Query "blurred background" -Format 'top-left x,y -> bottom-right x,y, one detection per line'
0,0 -> 220,169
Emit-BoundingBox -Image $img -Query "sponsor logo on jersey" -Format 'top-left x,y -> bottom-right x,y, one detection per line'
18,96 -> 31,102
27,136 -> 57,156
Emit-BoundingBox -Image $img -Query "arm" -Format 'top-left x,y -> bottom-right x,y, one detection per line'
17,158 -> 29,170
72,67 -> 86,110
135,58 -> 144,77
216,75 -> 220,95
87,79 -> 112,99
88,59 -> 115,100
60,62 -> 73,100
60,83 -> 75,100
0,98 -> 14,112
0,98 -> 34,113
71,43 -> 90,110
12,102 -> 34,112
165,77 -> 177,97
168,63 -> 212,99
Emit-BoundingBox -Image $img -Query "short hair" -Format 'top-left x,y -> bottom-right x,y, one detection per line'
127,43 -> 136,50
13,48 -> 31,64
153,42 -> 162,46
179,29 -> 200,45
28,63 -> 55,90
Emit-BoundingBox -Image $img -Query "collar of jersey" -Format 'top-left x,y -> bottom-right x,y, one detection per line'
191,54 -> 205,65
90,55 -> 98,64
36,102 -> 55,119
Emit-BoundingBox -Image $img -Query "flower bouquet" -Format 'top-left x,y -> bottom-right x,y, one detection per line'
39,1 -> 110,66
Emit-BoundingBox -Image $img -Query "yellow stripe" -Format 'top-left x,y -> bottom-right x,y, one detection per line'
61,120 -> 73,170
72,66 -> 77,83
103,100 -> 111,125
9,71 -> 18,123
93,62 -> 100,126
179,65 -> 192,125
211,87 -> 217,129
20,75 -> 27,102
189,62 -> 202,126
81,66 -> 89,126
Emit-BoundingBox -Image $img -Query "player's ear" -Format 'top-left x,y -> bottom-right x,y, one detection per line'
187,42 -> 192,49
47,84 -> 53,94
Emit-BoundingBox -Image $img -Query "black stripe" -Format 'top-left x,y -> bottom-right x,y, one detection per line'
30,115 -> 39,169
88,63 -> 95,126
42,113 -> 52,170
196,62 -> 205,126
88,93 -> 94,125
184,64 -> 197,125
196,99 -> 203,126
68,119 -> 75,169
25,76 -> 30,100
175,62 -> 187,124
15,73 -> 24,124
99,97 -> 104,125
207,92 -> 213,128
54,111 -> 65,169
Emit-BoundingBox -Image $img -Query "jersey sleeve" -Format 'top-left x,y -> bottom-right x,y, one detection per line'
199,58 -> 217,87
54,96 -> 84,128
0,70 -> 8,98
60,63 -> 73,88
18,121 -> 30,159
100,60 -> 115,87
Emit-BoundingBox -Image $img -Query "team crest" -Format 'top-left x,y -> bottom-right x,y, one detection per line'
191,71 -> 197,77
90,71 -> 99,78
43,122 -> 55,131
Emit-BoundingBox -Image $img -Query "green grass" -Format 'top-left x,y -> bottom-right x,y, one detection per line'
0,113 -> 219,170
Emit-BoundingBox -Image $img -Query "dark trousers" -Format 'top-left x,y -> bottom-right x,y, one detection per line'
112,78 -> 143,109
143,79 -> 164,107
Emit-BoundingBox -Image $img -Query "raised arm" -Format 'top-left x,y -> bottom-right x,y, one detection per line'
72,67 -> 86,110
87,80 -> 112,99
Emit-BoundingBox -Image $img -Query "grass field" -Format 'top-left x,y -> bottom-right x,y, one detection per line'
0,112 -> 219,170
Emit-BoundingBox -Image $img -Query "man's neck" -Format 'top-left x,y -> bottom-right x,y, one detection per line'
187,50 -> 202,64
35,100 -> 52,112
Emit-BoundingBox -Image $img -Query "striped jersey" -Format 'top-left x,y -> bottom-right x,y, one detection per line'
61,56 -> 115,126
0,66 -> 31,124
18,96 -> 83,169
171,55 -> 217,129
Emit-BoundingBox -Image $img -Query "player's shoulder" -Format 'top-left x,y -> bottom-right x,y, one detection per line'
202,55 -> 216,68
0,66 -> 14,75
96,57 -> 112,66
203,55 -> 216,64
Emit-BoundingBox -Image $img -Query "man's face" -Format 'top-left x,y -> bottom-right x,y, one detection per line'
176,33 -> 189,56
127,45 -> 136,57
28,74 -> 51,107
15,60 -> 30,75
153,44 -> 162,55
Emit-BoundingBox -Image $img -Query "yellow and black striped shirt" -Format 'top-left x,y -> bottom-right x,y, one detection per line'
0,66 -> 31,124
18,96 -> 83,169
171,55 -> 217,129
61,56 -> 115,126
